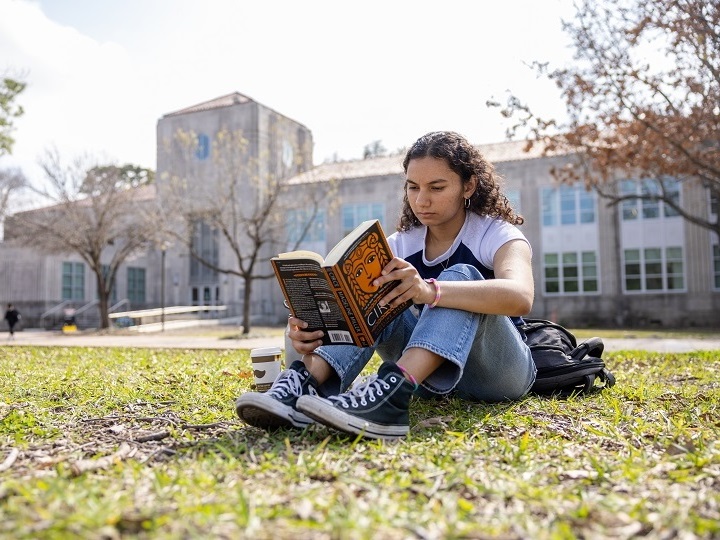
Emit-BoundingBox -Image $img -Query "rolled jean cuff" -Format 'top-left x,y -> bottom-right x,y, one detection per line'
404,340 -> 463,394
311,350 -> 345,396
311,346 -> 366,396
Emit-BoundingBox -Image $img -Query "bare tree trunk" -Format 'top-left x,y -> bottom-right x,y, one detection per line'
99,297 -> 110,329
97,280 -> 110,329
242,279 -> 252,335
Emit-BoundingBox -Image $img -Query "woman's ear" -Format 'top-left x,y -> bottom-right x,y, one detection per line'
464,175 -> 478,199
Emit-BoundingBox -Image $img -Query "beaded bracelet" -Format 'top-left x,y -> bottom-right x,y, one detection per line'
397,364 -> 419,390
424,278 -> 441,308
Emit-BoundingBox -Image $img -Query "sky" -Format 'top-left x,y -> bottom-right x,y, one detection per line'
0,0 -> 576,190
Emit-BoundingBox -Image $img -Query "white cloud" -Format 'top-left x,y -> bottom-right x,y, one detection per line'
2,1 -> 161,172
1,0 -> 576,186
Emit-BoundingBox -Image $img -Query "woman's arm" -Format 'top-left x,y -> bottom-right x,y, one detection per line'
378,239 -> 534,317
440,239 -> 534,316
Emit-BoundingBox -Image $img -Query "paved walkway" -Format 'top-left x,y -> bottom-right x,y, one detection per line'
1,329 -> 286,351
2,328 -> 720,353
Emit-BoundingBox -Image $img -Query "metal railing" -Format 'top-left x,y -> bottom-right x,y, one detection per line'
73,300 -> 98,316
109,299 -> 130,313
40,300 -> 73,321
109,305 -> 227,320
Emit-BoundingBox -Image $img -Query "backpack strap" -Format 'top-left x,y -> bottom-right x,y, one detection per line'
570,337 -> 604,360
580,374 -> 596,394
599,367 -> 616,387
563,368 -> 615,396
582,366 -> 616,394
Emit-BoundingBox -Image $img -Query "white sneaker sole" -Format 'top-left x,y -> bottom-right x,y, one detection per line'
235,392 -> 314,429
296,395 -> 408,439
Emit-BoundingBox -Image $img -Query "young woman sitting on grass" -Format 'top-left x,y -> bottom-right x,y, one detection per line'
236,130 -> 536,439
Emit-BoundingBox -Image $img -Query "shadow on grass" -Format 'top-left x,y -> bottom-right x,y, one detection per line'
9,387 -> 615,477
168,391 -> 612,462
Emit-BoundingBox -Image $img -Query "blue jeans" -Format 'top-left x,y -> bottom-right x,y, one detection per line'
312,264 -> 537,402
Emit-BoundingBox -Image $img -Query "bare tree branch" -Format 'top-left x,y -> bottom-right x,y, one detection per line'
6,151 -> 158,328
159,127 -> 334,334
488,0 -> 720,241
0,167 -> 27,219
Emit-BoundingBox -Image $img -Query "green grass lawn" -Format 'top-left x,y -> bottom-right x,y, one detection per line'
1,346 -> 719,539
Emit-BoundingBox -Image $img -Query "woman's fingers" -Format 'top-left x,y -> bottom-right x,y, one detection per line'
287,316 -> 324,351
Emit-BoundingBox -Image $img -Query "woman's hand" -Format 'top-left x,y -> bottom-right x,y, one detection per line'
287,316 -> 324,354
375,257 -> 436,307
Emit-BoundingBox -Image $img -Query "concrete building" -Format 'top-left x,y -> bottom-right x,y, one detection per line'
280,146 -> 720,328
0,242 -> 159,329
154,92 -> 314,324
2,92 -> 718,330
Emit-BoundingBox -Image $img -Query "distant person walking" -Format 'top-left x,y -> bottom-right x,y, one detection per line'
4,304 -> 20,339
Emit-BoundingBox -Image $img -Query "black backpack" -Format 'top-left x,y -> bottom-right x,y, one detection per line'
519,318 -> 616,396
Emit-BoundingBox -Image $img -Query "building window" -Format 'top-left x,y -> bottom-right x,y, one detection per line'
191,285 -> 218,306
195,133 -> 210,160
620,178 -> 680,221
713,244 -> 720,290
665,247 -> 684,290
341,203 -> 384,235
62,262 -> 85,301
543,251 -> 599,295
286,208 -> 326,244
190,220 -> 218,284
623,247 -> 684,292
711,191 -> 718,217
581,252 -> 599,292
127,267 -> 146,304
541,186 -> 595,226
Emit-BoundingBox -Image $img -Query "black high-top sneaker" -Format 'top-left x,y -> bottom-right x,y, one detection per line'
296,363 -> 413,439
235,360 -> 319,429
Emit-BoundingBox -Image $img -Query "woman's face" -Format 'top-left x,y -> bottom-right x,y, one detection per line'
405,156 -> 474,229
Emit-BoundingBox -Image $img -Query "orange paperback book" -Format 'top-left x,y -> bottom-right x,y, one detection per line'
271,220 -> 412,347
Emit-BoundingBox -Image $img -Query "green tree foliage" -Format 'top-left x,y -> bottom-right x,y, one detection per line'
81,164 -> 154,196
0,77 -> 26,157
489,0 -> 720,240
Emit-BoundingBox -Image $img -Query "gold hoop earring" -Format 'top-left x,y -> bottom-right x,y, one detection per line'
464,197 -> 470,209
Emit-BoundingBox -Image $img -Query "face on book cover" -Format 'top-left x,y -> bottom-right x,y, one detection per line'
349,234 -> 383,294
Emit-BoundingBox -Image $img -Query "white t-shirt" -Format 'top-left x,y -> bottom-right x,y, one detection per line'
387,211 -> 531,280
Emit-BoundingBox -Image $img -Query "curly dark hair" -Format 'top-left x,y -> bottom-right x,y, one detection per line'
398,131 -> 523,231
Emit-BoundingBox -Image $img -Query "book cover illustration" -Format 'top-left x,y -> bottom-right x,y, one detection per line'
272,220 -> 411,348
